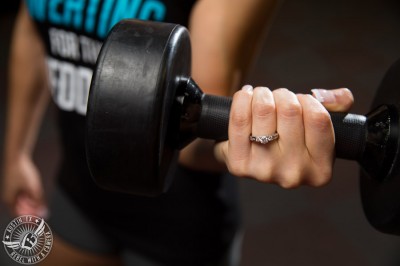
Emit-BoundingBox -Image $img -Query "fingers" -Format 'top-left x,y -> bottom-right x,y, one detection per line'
251,87 -> 276,138
218,85 -> 253,175
2,155 -> 48,218
311,88 -> 354,112
273,89 -> 305,155
21,164 -> 48,218
215,85 -> 341,189
15,193 -> 48,218
297,94 -> 335,186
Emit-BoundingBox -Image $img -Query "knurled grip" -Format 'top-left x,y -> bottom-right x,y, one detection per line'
330,113 -> 367,160
197,94 -> 232,141
197,95 -> 368,161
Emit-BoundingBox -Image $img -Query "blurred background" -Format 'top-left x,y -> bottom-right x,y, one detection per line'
2,0 -> 400,265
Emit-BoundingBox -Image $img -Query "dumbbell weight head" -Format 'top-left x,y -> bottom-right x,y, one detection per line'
86,20 -> 191,196
360,59 -> 400,235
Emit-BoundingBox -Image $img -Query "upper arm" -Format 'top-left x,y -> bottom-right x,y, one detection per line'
12,2 -> 44,56
188,0 -> 280,96
10,2 -> 47,90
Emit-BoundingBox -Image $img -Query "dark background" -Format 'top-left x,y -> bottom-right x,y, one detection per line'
2,0 -> 400,265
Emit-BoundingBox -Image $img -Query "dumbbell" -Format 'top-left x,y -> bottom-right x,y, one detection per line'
85,19 -> 400,235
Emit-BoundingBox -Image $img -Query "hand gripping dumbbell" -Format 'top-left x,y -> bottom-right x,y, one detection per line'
86,20 -> 400,235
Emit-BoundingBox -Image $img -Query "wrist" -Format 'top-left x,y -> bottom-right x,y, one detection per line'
4,152 -> 29,170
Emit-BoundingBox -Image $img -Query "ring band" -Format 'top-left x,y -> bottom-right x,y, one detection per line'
249,132 -> 279,144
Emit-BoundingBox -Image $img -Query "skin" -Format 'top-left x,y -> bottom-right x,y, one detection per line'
2,3 -> 50,218
180,0 -> 282,171
214,87 -> 354,188
2,0 -> 354,264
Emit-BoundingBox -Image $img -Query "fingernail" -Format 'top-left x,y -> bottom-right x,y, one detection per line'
334,88 -> 350,97
242,85 -> 253,94
311,88 -> 336,104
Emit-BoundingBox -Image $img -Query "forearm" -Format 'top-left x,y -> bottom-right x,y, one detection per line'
189,0 -> 281,95
4,4 -> 49,166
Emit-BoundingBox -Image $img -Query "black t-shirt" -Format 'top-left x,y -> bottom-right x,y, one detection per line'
25,0 -> 240,263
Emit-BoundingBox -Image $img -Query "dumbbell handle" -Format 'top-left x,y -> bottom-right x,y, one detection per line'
197,94 -> 367,161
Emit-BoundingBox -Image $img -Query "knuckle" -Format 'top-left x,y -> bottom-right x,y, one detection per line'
308,177 -> 329,187
227,160 -> 248,178
280,177 -> 301,189
274,88 -> 288,93
274,167 -> 303,189
253,100 -> 275,120
309,168 -> 332,187
342,93 -> 354,110
308,109 -> 332,131
279,100 -> 302,119
230,90 -> 251,129
230,109 -> 250,129
251,166 -> 274,183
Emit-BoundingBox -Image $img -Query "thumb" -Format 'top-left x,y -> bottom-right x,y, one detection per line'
311,88 -> 354,112
214,141 -> 228,165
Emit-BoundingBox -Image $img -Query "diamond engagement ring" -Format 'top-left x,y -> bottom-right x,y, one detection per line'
249,132 -> 279,144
